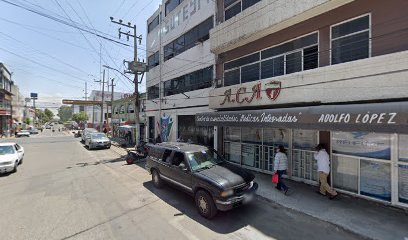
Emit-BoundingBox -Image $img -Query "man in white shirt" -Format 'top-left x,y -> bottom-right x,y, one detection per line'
314,144 -> 338,199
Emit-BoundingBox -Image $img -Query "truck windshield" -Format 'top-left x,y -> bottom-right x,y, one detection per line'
187,149 -> 225,172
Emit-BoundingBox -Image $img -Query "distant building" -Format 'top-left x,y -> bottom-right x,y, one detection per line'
11,84 -> 25,123
0,63 -> 13,136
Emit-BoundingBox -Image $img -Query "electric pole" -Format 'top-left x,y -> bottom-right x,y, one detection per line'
95,70 -> 107,132
110,17 -> 146,147
84,82 -> 88,114
109,78 -> 116,131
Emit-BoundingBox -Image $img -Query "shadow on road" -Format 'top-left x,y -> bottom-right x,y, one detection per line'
142,180 -> 265,235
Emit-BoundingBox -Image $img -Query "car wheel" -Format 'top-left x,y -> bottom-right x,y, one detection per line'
195,190 -> 217,219
152,170 -> 163,188
19,158 -> 23,165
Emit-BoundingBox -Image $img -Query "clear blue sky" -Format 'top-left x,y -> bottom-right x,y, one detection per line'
0,0 -> 161,109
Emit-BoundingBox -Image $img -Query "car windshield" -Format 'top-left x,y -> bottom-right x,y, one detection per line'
91,133 -> 107,139
0,145 -> 15,155
187,149 -> 225,172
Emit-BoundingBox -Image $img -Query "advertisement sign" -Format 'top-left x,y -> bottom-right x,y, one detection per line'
30,93 -> 38,99
332,132 -> 390,160
360,160 -> 391,201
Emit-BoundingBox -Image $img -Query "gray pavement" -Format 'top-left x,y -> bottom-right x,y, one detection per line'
0,130 -> 363,240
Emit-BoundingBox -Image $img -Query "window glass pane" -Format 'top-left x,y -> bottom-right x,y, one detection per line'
224,69 -> 240,87
332,132 -> 391,160
332,31 -> 369,64
332,15 -> 369,39
225,0 -> 239,8
241,62 -> 259,83
273,56 -> 284,77
225,2 -> 241,21
128,104 -> 134,113
198,17 -> 213,41
261,33 -> 317,59
242,144 -> 260,167
241,127 -> 262,144
224,142 -> 241,163
261,59 -> 273,79
263,128 -> 289,147
332,155 -> 358,193
242,0 -> 260,10
303,45 -> 318,70
165,0 -> 180,16
148,84 -> 159,99
164,42 -> 174,61
286,51 -> 302,74
399,164 -> 408,203
225,52 -> 259,70
293,129 -> 317,150
224,127 -> 240,141
174,36 -> 185,55
184,27 -> 199,49
148,15 -> 159,33
399,135 -> 408,162
360,160 -> 391,201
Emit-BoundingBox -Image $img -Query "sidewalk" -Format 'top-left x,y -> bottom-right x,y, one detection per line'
254,172 -> 408,240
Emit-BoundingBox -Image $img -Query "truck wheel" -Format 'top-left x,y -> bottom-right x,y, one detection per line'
152,170 -> 163,188
195,190 -> 217,219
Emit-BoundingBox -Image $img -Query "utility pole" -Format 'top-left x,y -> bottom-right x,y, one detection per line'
84,82 -> 88,114
110,16 -> 146,147
95,70 -> 106,132
109,78 -> 116,132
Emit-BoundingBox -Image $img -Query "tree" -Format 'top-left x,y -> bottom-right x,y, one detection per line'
23,117 -> 31,125
72,112 -> 88,123
44,108 -> 54,121
58,105 -> 73,122
35,109 -> 47,124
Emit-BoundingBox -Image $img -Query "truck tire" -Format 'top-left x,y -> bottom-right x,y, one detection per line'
152,169 -> 163,188
195,190 -> 217,219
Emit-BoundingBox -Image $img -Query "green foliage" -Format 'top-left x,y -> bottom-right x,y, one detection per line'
23,117 -> 31,125
72,111 -> 88,123
44,108 -> 54,120
58,105 -> 73,122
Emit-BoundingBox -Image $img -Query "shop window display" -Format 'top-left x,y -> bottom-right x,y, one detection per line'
332,155 -> 358,193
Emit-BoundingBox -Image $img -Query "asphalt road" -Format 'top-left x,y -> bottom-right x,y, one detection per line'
0,129 -> 364,240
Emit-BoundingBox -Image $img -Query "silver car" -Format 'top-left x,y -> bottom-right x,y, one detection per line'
81,128 -> 98,143
85,133 -> 111,150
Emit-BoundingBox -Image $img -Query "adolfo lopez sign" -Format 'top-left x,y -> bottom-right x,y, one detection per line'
195,102 -> 408,134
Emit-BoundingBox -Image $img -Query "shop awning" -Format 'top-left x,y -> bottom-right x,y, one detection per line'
195,102 -> 408,134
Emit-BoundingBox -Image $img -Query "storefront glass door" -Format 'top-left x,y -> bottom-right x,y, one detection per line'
291,129 -> 318,182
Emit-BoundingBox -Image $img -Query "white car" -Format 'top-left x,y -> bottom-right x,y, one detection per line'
16,130 -> 30,137
0,143 -> 24,174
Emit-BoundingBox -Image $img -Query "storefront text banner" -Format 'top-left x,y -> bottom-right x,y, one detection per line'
196,102 -> 408,134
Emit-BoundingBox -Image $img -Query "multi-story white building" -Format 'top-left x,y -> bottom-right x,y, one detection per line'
195,0 -> 408,207
11,84 -> 25,123
145,0 -> 216,145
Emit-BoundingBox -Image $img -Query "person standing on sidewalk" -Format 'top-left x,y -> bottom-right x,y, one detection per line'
274,145 -> 289,195
314,144 -> 338,199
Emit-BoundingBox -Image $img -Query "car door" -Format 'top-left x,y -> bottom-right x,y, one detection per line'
158,149 -> 174,179
169,151 -> 193,193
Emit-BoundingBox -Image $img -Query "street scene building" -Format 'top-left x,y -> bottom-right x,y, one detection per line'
0,63 -> 13,136
145,0 -> 216,146
195,0 -> 408,207
111,93 -> 146,144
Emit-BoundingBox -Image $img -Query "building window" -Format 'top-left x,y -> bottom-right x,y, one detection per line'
148,51 -> 160,69
223,32 -> 318,87
148,15 -> 159,33
119,105 -> 125,114
164,66 -> 213,96
163,16 -> 213,62
224,0 -> 260,21
114,106 -> 118,115
331,14 -> 370,65
128,104 -> 134,113
147,83 -> 160,100
165,0 -> 183,16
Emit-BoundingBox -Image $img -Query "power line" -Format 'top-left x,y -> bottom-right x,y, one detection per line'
0,0 -> 131,47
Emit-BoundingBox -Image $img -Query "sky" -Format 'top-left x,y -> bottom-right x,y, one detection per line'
0,0 -> 161,111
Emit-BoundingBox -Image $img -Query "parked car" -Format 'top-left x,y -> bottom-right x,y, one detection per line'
81,128 -> 98,143
85,133 -> 111,150
29,128 -> 39,134
145,142 -> 258,219
0,143 -> 24,174
16,130 -> 30,137
45,125 -> 51,129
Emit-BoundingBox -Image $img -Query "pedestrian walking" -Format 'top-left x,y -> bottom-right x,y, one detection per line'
274,145 -> 289,195
314,144 -> 338,199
